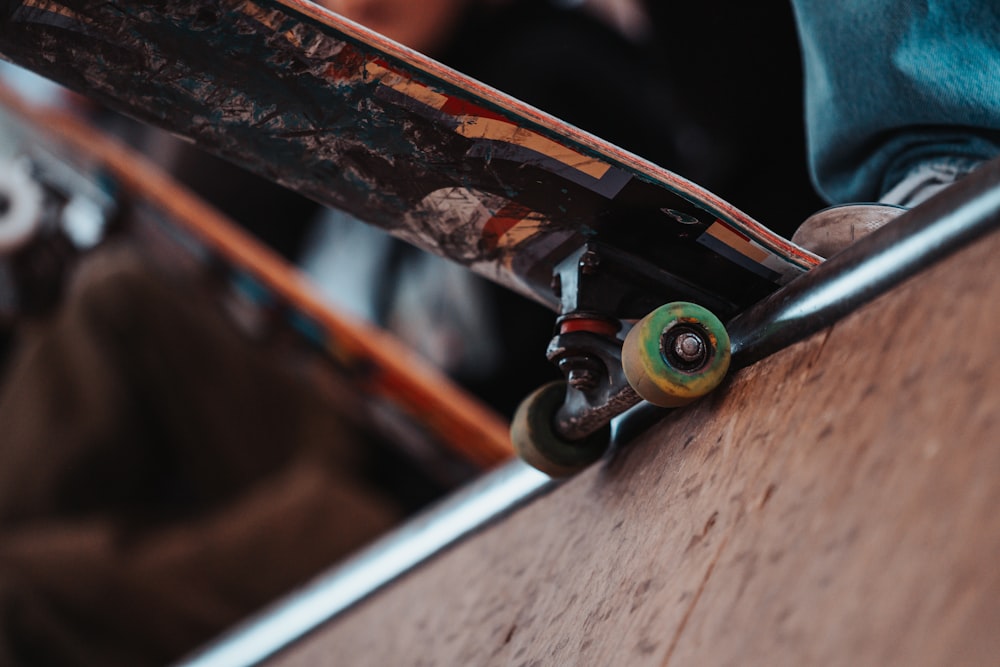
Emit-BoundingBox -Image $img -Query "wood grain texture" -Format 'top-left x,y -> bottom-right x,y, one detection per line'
271,228 -> 1000,666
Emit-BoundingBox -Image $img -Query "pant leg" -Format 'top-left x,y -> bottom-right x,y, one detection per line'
0,245 -> 404,665
789,0 -> 1000,203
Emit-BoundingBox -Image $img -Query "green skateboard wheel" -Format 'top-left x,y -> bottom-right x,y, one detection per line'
622,302 -> 731,408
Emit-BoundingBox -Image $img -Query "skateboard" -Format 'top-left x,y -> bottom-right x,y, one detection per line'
0,0 -> 822,476
0,84 -> 514,474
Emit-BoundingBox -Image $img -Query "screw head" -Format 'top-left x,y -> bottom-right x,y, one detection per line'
567,367 -> 599,392
660,324 -> 710,372
673,332 -> 705,363
558,355 -> 605,393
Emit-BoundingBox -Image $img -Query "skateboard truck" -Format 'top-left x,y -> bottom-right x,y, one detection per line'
547,244 -> 641,439
517,157 -> 1000,478
512,243 -> 732,477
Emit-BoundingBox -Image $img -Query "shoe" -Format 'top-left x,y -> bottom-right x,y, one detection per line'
791,203 -> 904,259
792,159 -> 981,258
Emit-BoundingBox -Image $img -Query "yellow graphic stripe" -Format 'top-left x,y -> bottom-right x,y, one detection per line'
23,0 -> 80,20
453,116 -> 609,179
706,222 -> 770,263
365,62 -> 449,109
365,63 -> 609,181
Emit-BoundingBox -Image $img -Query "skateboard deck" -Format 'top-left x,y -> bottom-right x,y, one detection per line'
0,85 -> 514,472
0,0 -> 828,476
0,0 -> 819,321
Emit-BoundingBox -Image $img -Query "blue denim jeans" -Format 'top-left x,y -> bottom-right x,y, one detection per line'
790,0 -> 1000,203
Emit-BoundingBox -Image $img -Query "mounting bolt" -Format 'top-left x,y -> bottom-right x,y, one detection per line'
661,324 -> 710,371
557,354 -> 604,393
578,249 -> 600,275
567,367 -> 599,392
673,332 -> 705,363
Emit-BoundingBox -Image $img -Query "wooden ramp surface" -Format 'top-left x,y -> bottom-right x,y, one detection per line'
270,230 -> 1000,666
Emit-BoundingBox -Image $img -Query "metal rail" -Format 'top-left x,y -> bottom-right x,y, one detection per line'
176,461 -> 554,667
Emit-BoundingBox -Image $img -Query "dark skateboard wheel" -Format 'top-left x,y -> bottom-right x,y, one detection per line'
622,302 -> 731,408
511,381 -> 611,477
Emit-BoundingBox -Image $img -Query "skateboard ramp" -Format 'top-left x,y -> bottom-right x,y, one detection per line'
266,228 -> 1000,665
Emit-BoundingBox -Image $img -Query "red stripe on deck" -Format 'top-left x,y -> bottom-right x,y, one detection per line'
481,202 -> 533,250
714,219 -> 751,242
440,96 -> 508,122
